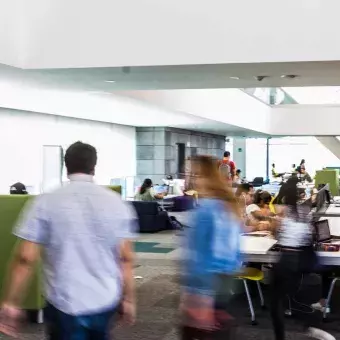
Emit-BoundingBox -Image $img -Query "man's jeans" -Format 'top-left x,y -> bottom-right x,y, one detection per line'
45,303 -> 117,340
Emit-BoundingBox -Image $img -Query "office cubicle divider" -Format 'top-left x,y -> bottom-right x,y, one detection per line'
0,195 -> 44,311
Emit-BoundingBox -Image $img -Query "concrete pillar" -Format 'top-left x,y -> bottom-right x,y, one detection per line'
233,138 -> 246,176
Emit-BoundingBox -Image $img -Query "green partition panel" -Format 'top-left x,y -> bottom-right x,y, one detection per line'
107,185 -> 122,195
0,195 -> 44,310
315,169 -> 339,196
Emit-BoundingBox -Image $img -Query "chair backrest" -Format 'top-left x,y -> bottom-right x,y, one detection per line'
252,177 -> 264,187
131,201 -> 160,215
106,185 -> 122,195
0,195 -> 44,309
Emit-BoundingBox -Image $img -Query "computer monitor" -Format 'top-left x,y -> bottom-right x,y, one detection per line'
316,184 -> 331,212
314,219 -> 331,242
300,197 -> 313,214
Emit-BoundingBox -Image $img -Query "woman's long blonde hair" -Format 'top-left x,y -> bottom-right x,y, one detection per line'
189,155 -> 241,218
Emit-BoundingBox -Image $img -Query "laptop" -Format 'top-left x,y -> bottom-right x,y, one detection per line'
314,219 -> 340,244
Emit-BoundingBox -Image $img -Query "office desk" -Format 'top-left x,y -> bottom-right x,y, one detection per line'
241,235 -> 340,266
315,203 -> 340,217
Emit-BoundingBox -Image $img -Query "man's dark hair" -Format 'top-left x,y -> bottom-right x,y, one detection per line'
223,151 -> 230,157
65,141 -> 97,175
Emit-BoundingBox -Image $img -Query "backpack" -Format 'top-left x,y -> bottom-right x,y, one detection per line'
219,161 -> 232,180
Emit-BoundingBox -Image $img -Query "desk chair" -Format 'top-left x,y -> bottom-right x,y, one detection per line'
250,177 -> 264,188
237,267 -> 265,325
323,277 -> 340,321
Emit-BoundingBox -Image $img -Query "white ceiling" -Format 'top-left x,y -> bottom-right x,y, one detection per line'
2,1 -> 340,69
0,64 -> 264,137
2,59 -> 340,137
10,61 -> 340,90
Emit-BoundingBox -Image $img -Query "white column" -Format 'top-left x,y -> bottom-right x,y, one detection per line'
232,138 -> 246,176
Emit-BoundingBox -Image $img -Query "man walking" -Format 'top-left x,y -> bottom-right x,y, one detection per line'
218,151 -> 236,182
0,141 -> 136,339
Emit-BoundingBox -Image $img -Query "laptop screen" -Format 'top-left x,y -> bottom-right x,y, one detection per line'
315,219 -> 331,242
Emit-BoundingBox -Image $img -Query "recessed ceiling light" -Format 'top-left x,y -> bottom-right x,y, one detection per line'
280,75 -> 298,79
229,76 -> 240,80
105,80 -> 116,83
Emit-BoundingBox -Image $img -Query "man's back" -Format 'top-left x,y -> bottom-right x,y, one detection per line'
14,174 -> 136,315
218,158 -> 235,180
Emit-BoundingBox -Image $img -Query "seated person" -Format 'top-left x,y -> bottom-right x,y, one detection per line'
236,185 -> 271,232
163,175 -> 175,194
299,168 -> 313,183
297,187 -> 307,203
234,169 -> 242,185
246,190 -> 278,231
235,183 -> 254,206
271,163 -> 285,180
135,178 -> 165,201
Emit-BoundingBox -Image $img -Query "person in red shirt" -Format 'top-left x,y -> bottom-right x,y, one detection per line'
218,151 -> 236,182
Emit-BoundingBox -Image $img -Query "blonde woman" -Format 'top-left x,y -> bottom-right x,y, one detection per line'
181,155 -> 242,339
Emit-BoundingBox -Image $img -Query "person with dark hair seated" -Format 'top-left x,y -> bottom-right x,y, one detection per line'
236,185 -> 272,232
135,178 -> 165,201
246,190 -> 278,231
10,182 -> 28,195
234,169 -> 242,185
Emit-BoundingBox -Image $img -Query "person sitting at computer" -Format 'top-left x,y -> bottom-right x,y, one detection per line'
235,183 -> 254,216
246,190 -> 278,231
135,178 -> 166,201
234,169 -> 243,185
300,168 -> 313,183
236,184 -> 272,232
271,163 -> 285,181
297,187 -> 307,203
296,159 -> 306,174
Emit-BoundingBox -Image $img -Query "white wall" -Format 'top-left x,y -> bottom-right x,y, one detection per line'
3,0 -> 340,68
0,109 -> 136,194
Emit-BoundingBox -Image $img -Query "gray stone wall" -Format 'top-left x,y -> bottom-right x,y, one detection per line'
136,127 -> 225,183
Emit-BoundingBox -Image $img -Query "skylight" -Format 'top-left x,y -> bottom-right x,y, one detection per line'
283,87 -> 340,105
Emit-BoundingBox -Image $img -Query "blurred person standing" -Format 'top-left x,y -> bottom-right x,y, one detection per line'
270,176 -> 335,340
0,141 -> 137,339
181,155 -> 242,339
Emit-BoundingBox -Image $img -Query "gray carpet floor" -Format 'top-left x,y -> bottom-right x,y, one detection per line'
1,265 -> 339,339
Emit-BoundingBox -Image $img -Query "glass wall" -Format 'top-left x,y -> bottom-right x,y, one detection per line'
245,138 -> 267,180
245,137 -> 340,181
